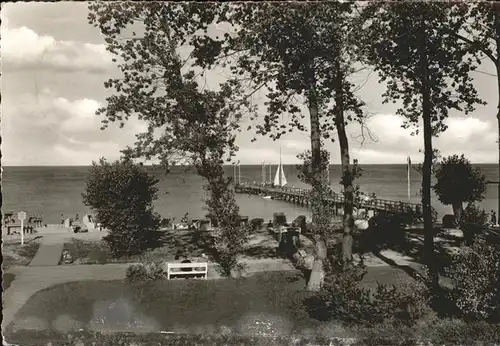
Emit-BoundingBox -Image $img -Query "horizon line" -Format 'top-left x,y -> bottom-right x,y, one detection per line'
2,162 -> 498,168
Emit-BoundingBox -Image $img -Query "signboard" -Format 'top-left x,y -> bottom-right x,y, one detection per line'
18,211 -> 27,222
18,211 -> 27,245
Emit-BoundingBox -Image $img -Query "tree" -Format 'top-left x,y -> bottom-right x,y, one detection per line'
82,158 -> 161,257
448,3 -> 500,219
88,2 -> 248,275
362,3 -> 484,291
433,154 -> 487,222
187,2 -> 367,289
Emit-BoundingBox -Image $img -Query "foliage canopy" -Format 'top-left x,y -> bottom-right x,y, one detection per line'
82,158 -> 161,257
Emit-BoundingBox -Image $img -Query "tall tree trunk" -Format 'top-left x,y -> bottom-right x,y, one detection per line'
307,85 -> 327,292
495,9 -> 500,220
452,201 -> 463,224
419,24 -> 439,292
334,63 -> 354,270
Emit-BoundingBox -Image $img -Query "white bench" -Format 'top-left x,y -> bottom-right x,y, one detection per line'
166,262 -> 208,280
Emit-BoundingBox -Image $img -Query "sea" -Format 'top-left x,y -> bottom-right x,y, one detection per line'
2,164 -> 498,225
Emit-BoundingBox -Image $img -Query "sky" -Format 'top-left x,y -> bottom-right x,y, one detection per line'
1,2 -> 498,166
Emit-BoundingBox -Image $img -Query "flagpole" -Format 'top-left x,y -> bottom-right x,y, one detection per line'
233,163 -> 236,186
327,162 -> 330,185
238,161 -> 241,185
407,156 -> 411,202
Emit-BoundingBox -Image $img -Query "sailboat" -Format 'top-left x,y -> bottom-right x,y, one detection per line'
262,148 -> 288,199
273,148 -> 288,187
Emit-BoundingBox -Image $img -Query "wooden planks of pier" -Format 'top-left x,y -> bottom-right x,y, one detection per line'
235,183 -> 422,215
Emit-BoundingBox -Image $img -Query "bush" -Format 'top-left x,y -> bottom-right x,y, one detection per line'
82,158 -> 162,257
458,203 -> 487,245
420,318 -> 500,345
125,262 -> 166,283
444,239 -> 500,322
305,264 -> 432,327
125,264 -> 150,283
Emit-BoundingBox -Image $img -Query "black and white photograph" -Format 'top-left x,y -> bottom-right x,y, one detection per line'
2,2 -> 500,345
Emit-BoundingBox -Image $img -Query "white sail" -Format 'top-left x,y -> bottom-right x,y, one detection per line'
273,148 -> 288,186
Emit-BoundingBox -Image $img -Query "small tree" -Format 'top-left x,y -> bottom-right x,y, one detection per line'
433,154 -> 487,222
82,158 -> 161,257
458,203 -> 488,246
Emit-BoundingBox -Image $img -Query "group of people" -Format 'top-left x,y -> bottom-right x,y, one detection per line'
60,213 -> 79,225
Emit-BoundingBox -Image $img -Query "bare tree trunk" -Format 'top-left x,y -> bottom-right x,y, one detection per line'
419,24 -> 439,292
495,9 -> 500,220
306,85 -> 327,292
334,63 -> 354,270
452,201 -> 463,224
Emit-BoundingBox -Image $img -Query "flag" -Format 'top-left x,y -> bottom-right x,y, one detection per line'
407,156 -> 411,169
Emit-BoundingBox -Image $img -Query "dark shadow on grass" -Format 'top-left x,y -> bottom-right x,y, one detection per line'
241,246 -> 281,259
3,272 -> 16,291
25,236 -> 43,243
352,226 -> 462,319
353,226 -> 456,277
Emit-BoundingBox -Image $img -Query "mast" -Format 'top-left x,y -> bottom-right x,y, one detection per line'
261,161 -> 265,185
279,147 -> 282,187
269,162 -> 272,184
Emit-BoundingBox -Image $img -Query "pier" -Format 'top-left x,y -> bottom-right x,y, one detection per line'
235,183 -> 422,216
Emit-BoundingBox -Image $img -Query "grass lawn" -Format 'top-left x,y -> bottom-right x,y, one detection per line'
6,271 -> 318,335
62,229 -> 214,265
2,240 -> 41,269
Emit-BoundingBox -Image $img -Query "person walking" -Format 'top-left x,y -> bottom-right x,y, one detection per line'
491,210 -> 497,226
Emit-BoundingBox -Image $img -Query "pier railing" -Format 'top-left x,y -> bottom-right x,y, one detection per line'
235,183 -> 423,214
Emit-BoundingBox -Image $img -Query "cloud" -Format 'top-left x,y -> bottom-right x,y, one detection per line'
2,89 -> 148,166
53,142 -> 123,165
281,139 -> 310,151
1,22 -> 113,73
349,113 -> 496,164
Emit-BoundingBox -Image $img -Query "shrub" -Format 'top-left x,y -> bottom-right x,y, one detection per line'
458,203 -> 488,245
125,262 -> 166,284
125,264 -> 150,283
305,264 -> 432,327
444,239 -> 500,322
420,318 -> 500,345
82,158 -> 162,257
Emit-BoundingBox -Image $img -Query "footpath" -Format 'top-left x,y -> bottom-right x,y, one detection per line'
29,244 -> 64,266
